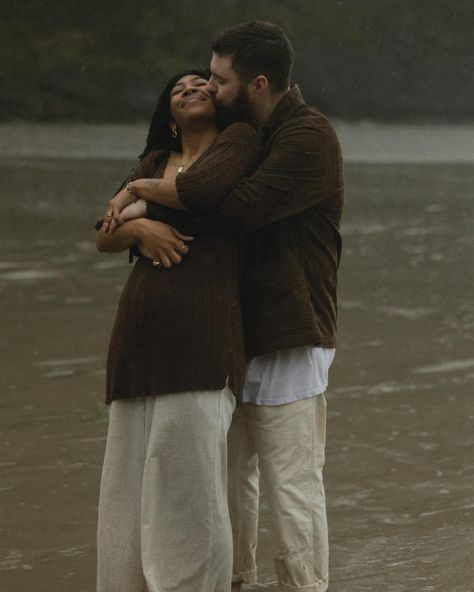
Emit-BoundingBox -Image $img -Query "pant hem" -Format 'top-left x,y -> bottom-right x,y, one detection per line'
232,568 -> 258,584
278,575 -> 328,592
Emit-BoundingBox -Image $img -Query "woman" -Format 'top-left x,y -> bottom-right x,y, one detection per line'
95,68 -> 258,592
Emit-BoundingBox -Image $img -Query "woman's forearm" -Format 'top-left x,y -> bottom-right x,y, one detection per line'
96,219 -> 143,253
127,178 -> 185,210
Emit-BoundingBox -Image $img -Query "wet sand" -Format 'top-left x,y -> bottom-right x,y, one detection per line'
1,156 -> 473,591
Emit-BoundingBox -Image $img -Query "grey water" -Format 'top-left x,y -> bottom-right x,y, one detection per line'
0,124 -> 473,591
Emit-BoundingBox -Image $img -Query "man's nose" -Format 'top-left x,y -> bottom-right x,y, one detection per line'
205,79 -> 218,94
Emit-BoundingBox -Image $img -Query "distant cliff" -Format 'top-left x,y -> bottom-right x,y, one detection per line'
1,0 -> 472,122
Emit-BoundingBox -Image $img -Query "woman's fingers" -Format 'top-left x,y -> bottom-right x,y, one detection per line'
171,231 -> 192,258
160,254 -> 173,269
159,240 -> 184,265
174,230 -> 194,242
108,207 -> 124,233
138,220 -> 192,269
168,249 -> 183,265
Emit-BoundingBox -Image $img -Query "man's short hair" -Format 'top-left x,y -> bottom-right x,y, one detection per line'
212,21 -> 294,92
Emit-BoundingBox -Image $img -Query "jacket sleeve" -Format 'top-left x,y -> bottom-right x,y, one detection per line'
174,122 -> 260,211
164,118 -> 343,233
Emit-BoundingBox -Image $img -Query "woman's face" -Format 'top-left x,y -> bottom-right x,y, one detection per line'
169,74 -> 215,129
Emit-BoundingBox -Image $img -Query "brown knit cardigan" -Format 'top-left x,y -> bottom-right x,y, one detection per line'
103,123 -> 259,404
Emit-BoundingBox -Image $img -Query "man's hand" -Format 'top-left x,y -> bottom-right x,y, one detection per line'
137,219 -> 193,269
127,177 -> 185,210
127,179 -> 160,200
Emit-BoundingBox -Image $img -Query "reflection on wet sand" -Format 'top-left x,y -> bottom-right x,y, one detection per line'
0,158 -> 473,592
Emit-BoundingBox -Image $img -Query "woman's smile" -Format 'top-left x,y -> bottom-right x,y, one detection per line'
180,92 -> 209,107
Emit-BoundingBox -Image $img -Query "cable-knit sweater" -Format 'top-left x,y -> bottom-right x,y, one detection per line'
104,123 -> 259,404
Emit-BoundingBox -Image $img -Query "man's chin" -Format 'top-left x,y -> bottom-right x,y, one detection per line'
215,102 -> 255,129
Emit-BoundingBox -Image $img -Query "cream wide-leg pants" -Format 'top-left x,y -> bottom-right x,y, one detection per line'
96,387 -> 235,592
228,395 -> 329,592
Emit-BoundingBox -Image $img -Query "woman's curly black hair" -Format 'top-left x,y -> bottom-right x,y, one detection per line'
139,67 -> 211,159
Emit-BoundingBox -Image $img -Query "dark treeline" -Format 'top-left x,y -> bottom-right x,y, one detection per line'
1,0 -> 472,122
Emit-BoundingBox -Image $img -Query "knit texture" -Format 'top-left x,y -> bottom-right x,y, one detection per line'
104,123 -> 259,404
148,88 -> 344,357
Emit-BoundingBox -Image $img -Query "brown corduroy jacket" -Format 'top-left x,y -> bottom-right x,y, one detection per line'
149,86 -> 344,358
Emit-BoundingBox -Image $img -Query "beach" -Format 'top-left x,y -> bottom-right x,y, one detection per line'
0,124 -> 473,591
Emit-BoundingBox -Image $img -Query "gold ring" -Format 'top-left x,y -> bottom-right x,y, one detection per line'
179,244 -> 186,253
152,260 -> 162,268
106,210 -> 113,217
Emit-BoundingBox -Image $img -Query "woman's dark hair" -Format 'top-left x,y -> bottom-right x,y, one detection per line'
140,67 -> 211,158
212,21 -> 293,92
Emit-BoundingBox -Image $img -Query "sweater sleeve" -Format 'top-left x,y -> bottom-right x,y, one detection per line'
175,122 -> 260,212
145,203 -> 243,235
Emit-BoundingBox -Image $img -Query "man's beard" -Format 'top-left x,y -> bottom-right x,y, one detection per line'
214,85 -> 256,129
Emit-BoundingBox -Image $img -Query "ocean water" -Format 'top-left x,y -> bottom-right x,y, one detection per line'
0,125 -> 473,591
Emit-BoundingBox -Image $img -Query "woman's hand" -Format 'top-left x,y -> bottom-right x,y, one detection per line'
137,219 -> 194,269
102,188 -> 136,233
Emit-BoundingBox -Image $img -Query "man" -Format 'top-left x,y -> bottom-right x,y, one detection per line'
146,21 -> 344,592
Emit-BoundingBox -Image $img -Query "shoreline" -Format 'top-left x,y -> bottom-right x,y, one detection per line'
1,121 -> 474,164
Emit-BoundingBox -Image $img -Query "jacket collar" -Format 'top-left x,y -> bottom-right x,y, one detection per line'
261,85 -> 305,141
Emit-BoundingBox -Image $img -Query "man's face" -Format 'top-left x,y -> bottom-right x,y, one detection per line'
207,53 -> 255,127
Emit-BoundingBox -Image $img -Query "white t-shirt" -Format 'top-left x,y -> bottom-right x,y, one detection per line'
242,346 -> 335,406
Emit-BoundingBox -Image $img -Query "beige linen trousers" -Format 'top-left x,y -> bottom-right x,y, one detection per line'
96,386 -> 235,592
228,395 -> 329,592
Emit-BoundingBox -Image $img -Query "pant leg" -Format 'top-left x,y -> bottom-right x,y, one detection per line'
248,395 -> 329,592
97,398 -> 148,592
228,406 -> 260,584
140,387 -> 236,592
